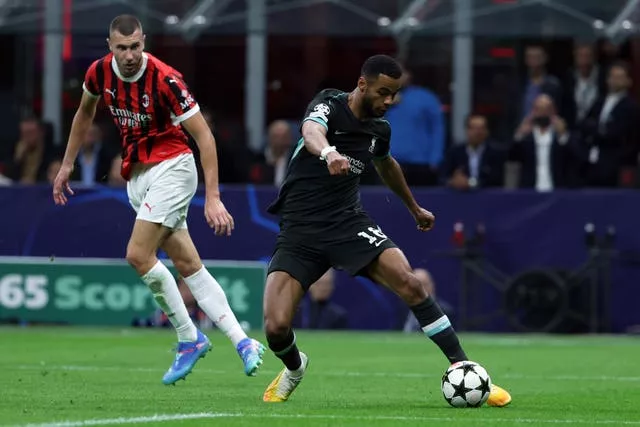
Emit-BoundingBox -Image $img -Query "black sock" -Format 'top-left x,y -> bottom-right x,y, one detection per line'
410,297 -> 467,364
267,329 -> 302,371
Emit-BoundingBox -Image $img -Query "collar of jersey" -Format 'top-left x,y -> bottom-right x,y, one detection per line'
111,52 -> 148,83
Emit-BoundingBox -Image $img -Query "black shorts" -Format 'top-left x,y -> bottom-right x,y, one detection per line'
268,213 -> 397,290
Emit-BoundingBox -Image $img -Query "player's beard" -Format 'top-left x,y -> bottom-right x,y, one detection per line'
361,95 -> 381,118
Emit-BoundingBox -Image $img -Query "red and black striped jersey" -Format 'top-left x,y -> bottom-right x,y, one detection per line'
83,52 -> 199,180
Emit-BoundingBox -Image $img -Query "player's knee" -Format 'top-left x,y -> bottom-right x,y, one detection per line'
171,257 -> 201,278
125,245 -> 154,275
396,271 -> 427,306
264,313 -> 291,340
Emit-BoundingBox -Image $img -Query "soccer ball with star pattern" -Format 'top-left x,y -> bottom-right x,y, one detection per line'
441,361 -> 492,408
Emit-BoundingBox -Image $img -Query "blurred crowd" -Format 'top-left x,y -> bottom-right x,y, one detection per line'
0,41 -> 637,191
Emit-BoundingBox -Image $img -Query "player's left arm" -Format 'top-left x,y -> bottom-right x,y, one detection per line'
181,112 -> 234,236
163,74 -> 233,235
181,112 -> 219,198
372,130 -> 435,231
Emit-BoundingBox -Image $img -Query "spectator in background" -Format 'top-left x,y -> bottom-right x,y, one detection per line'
250,120 -> 294,187
294,269 -> 348,330
135,275 -> 206,329
562,43 -> 607,130
203,109 -> 251,184
5,117 -> 51,183
107,155 -> 127,187
519,46 -> 563,121
71,123 -> 115,186
441,114 -> 507,190
47,157 -> 63,185
511,94 -> 574,191
385,66 -> 444,186
598,39 -> 622,72
403,268 -> 454,332
579,61 -> 638,187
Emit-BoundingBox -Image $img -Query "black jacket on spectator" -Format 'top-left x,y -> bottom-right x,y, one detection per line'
70,146 -> 117,184
504,76 -> 564,143
249,145 -> 295,186
561,69 -> 608,130
579,94 -> 638,186
510,132 -> 575,189
293,299 -> 349,330
440,141 -> 507,188
520,76 -> 564,117
190,121 -> 251,184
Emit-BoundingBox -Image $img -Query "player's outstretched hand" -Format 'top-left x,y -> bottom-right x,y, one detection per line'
52,165 -> 74,206
205,197 -> 235,236
326,151 -> 350,176
413,207 -> 435,232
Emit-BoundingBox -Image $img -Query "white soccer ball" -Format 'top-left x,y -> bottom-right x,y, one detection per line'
441,361 -> 492,408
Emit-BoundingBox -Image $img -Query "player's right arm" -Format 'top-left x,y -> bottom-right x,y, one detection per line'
300,98 -> 349,176
301,121 -> 349,176
53,83 -> 100,206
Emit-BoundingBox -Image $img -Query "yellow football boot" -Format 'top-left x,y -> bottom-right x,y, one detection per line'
487,384 -> 512,407
263,352 -> 309,402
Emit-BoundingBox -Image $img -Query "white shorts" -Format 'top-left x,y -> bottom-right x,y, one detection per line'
127,153 -> 197,230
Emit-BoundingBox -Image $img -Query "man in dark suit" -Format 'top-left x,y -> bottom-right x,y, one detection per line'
579,61 -> 638,187
441,114 -> 507,190
294,269 -> 348,330
562,43 -> 608,131
519,46 -> 563,121
250,120 -> 295,186
202,109 -> 251,184
511,94 -> 575,190
70,123 -> 115,185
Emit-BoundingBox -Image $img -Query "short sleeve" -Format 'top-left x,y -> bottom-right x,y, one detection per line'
161,74 -> 200,126
302,95 -> 336,130
82,60 -> 101,98
372,121 -> 391,160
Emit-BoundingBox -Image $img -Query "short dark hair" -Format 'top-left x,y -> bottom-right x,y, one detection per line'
465,114 -> 487,128
21,114 -> 43,127
361,55 -> 403,80
109,14 -> 142,36
573,42 -> 594,52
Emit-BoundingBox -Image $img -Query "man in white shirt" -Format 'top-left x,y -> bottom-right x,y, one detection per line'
512,94 -> 574,190
563,44 -> 605,129
264,120 -> 294,187
580,61 -> 637,187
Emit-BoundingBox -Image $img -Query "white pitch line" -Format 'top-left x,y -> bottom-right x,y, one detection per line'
13,364 -> 640,382
8,412 -> 640,427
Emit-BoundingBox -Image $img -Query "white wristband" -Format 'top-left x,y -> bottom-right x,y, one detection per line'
320,145 -> 337,161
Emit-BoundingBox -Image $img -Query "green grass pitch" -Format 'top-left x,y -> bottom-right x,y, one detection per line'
1,327 -> 639,426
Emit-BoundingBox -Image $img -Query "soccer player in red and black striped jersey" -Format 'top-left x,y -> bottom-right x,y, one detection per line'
52,14 -> 265,384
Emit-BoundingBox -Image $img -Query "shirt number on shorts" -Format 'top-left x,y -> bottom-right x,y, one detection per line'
357,226 -> 388,247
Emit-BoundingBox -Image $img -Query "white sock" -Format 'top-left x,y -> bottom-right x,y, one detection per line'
183,266 -> 248,347
141,261 -> 198,342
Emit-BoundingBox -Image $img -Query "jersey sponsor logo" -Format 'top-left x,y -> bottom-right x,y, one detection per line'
308,103 -> 330,123
108,105 -> 153,128
105,88 -> 116,97
344,154 -> 366,175
369,136 -> 377,153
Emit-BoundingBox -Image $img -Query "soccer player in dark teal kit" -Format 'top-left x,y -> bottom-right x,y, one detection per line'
262,55 -> 511,406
